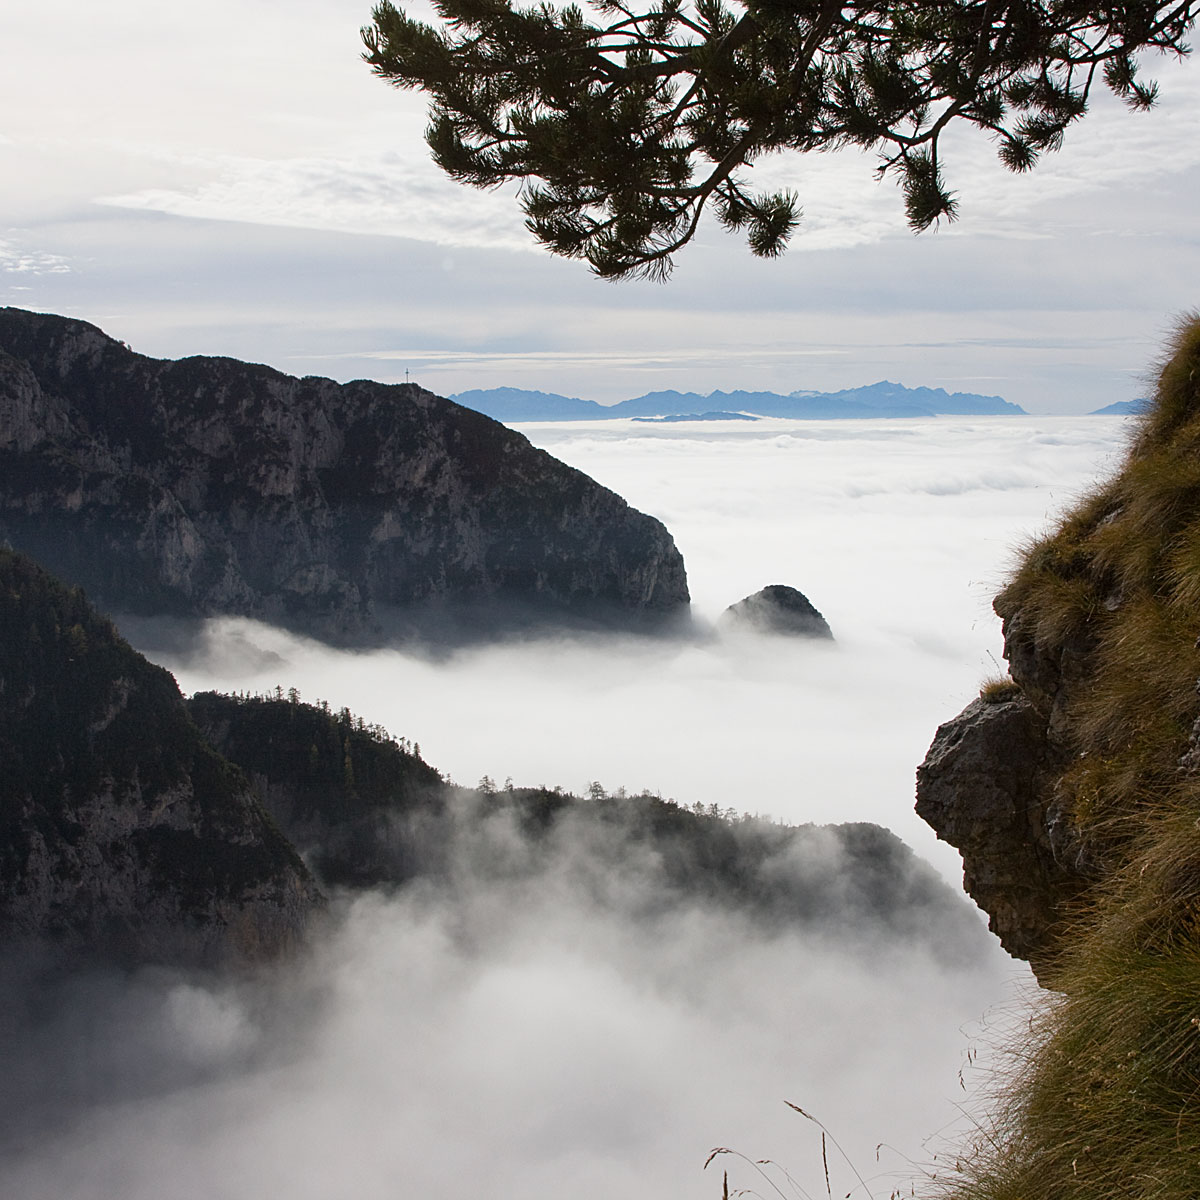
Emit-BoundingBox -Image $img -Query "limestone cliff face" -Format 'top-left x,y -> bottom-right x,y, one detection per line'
0,308 -> 689,641
0,549 -> 322,966
916,544 -> 1110,979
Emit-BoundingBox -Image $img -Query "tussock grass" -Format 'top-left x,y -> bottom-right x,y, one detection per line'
979,675 -> 1022,703
936,319 -> 1200,1198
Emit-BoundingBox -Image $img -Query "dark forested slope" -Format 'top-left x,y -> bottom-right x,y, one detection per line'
0,544 -> 984,973
193,692 -> 985,961
0,548 -> 321,965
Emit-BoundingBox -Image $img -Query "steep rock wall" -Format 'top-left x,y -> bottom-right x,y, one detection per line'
0,308 -> 689,642
916,691 -> 1087,974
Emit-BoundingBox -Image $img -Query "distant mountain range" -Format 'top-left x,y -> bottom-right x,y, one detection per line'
1090,398 -> 1151,415
450,381 -> 1027,422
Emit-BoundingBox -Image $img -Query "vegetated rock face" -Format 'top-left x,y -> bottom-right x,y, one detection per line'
0,308 -> 689,643
917,316 -> 1200,985
917,603 -> 1104,981
720,584 -> 833,639
0,548 -> 322,966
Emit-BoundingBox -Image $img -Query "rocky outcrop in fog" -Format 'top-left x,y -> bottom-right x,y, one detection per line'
916,583 -> 1106,980
0,308 -> 689,643
916,690 -> 1086,973
721,584 -> 834,639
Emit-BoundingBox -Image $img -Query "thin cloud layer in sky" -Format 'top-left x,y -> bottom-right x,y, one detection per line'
1,2 -> 1198,410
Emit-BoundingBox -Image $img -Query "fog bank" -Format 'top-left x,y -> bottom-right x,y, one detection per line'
0,415 -> 1123,1199
0,831 -> 1018,1200
156,415 -> 1130,878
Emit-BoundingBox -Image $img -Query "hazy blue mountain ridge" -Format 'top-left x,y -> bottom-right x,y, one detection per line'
811,380 -> 1025,415
1089,397 -> 1151,415
449,387 -> 609,420
452,381 -> 1026,421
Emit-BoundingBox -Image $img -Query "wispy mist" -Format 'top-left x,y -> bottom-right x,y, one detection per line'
156,415 -> 1129,877
0,828 -> 1018,1200
0,416 -> 1128,1198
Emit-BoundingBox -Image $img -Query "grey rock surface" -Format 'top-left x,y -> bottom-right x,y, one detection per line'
720,584 -> 833,639
916,565 -> 1108,980
916,694 -> 1085,977
0,308 -> 689,643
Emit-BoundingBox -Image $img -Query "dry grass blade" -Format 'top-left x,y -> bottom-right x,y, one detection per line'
705,1145 -> 821,1200
784,1102 -> 875,1199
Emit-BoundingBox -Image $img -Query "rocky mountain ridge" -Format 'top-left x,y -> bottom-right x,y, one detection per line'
0,308 -> 689,644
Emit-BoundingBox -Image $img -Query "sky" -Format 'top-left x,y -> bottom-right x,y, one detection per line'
3,1 -> 1199,412
0,8 -> 1184,1189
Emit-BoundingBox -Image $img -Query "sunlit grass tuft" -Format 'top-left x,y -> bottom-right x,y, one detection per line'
978,675 -> 1021,704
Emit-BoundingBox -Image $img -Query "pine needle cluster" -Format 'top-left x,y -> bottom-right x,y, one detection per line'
362,0 -> 1198,278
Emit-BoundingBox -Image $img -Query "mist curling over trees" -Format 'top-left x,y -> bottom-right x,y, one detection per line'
362,0 -> 1198,279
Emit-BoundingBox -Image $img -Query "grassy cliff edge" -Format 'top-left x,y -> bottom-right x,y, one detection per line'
931,316 -> 1200,1198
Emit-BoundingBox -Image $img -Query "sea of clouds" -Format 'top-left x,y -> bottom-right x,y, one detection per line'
0,414 -> 1132,1199
161,413 -> 1128,872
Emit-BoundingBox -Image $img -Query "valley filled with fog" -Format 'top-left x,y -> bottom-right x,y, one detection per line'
0,414 -> 1131,1200
165,412 -> 1128,876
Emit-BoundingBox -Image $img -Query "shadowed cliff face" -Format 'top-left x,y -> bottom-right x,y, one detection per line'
0,549 -> 322,966
0,308 -> 689,644
916,692 -> 1085,976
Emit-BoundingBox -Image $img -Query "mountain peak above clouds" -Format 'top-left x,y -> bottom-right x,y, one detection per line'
452,381 -> 1026,422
